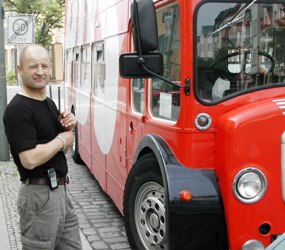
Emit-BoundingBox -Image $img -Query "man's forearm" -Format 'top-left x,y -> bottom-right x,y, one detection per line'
19,137 -> 64,170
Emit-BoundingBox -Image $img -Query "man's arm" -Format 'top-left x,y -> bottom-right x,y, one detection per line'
19,131 -> 74,170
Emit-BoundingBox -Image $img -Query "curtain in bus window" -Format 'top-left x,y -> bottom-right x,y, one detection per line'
73,48 -> 80,88
92,43 -> 105,99
150,3 -> 181,121
81,46 -> 91,93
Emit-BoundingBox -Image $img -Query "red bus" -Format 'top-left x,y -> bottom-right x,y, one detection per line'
64,0 -> 285,249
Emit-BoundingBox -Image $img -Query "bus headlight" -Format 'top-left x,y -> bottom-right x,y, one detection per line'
233,168 -> 267,204
242,240 -> 265,250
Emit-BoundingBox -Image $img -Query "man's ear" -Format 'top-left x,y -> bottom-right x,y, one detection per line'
49,63 -> 53,78
17,65 -> 22,76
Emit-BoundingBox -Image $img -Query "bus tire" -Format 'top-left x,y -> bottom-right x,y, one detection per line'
123,153 -> 167,250
72,125 -> 83,164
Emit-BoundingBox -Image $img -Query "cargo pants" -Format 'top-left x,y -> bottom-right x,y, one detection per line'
17,184 -> 82,250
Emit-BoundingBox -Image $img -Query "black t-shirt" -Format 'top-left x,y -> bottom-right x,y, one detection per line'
3,94 -> 68,181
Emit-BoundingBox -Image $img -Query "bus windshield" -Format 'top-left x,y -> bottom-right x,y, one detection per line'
196,2 -> 285,103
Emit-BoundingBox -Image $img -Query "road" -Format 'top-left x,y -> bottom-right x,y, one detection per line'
67,154 -> 131,249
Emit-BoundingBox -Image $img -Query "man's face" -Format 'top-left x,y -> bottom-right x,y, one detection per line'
18,47 -> 51,90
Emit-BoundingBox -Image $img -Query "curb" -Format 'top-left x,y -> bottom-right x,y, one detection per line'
0,192 -> 11,250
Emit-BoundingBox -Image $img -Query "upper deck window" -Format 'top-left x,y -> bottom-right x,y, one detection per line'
196,2 -> 285,103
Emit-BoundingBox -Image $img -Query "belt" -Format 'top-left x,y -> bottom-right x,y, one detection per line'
23,176 -> 70,185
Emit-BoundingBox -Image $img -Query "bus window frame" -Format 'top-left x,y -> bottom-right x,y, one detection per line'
91,41 -> 105,99
73,46 -> 80,89
148,1 -> 181,122
194,1 -> 285,106
80,45 -> 91,93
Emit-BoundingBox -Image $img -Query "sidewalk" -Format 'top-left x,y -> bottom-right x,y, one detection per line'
0,188 -> 10,250
0,159 -> 92,250
0,160 -> 19,250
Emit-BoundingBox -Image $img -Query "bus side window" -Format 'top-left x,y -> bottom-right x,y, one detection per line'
66,49 -> 72,86
73,47 -> 80,88
81,46 -> 91,93
132,79 -> 145,114
131,18 -> 145,114
92,43 -> 105,98
150,3 -> 181,121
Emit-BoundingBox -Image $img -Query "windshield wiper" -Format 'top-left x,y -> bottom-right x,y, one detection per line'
211,0 -> 257,35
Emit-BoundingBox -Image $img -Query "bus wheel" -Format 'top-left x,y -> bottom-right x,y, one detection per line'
124,153 -> 167,250
72,125 -> 83,164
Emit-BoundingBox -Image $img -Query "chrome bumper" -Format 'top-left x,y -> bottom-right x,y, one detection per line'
266,234 -> 285,250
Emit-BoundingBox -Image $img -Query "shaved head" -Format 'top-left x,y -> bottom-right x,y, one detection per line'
19,44 -> 50,67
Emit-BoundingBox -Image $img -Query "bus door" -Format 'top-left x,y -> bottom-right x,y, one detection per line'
126,1 -> 181,163
127,78 -> 146,161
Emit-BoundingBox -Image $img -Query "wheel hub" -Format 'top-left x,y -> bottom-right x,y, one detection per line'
139,196 -> 166,245
149,213 -> 160,231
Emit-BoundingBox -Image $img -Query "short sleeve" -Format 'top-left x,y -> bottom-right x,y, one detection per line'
4,106 -> 37,154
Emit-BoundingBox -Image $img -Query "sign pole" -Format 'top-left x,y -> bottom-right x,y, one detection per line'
0,0 -> 10,161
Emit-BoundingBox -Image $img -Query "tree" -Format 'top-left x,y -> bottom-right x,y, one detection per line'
4,0 -> 64,47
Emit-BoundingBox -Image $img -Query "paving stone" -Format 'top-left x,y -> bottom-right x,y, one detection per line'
111,243 -> 132,249
91,241 -> 109,249
87,235 -> 101,241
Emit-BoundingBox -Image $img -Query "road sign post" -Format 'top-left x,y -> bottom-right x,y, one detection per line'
0,0 -> 10,161
7,14 -> 34,44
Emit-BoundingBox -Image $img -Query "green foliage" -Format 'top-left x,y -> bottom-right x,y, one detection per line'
4,0 -> 64,47
6,70 -> 16,85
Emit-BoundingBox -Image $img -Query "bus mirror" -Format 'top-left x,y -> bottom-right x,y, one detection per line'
131,0 -> 158,52
119,53 -> 163,78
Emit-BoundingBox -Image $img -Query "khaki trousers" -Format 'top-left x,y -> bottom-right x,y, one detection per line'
17,184 -> 82,250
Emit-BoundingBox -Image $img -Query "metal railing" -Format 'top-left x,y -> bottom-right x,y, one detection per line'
48,84 -> 63,111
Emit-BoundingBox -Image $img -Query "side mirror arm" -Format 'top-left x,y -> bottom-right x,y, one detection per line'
137,57 -> 191,95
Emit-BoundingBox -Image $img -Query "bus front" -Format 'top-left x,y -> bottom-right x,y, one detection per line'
196,1 -> 285,249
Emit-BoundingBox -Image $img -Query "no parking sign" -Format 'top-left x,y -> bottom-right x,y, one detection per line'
7,15 -> 34,44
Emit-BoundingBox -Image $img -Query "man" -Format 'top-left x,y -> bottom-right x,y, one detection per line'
3,44 -> 82,250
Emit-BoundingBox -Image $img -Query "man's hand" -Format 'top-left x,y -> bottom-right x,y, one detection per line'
59,111 -> 77,131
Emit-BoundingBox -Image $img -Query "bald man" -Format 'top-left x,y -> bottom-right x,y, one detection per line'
3,44 -> 82,250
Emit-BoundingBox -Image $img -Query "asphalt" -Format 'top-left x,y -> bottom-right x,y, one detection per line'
0,152 -> 131,250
